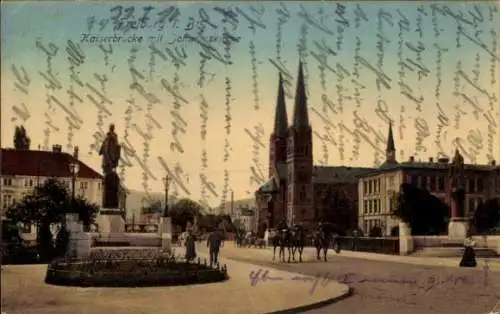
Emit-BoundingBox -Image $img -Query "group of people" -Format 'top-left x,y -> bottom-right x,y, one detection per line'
182,228 -> 224,267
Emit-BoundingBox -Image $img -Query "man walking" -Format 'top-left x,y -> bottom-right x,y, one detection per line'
207,228 -> 224,267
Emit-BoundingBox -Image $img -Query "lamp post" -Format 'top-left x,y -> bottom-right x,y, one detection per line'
69,161 -> 80,213
163,175 -> 170,217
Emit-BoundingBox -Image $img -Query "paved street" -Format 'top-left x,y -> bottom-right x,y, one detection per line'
212,245 -> 500,314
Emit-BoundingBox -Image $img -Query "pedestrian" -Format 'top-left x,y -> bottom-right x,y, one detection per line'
264,228 -> 269,248
207,228 -> 224,267
184,229 -> 197,262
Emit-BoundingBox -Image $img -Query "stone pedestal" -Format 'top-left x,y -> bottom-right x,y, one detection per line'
158,217 -> 172,252
399,222 -> 414,255
65,213 -> 91,258
99,208 -> 125,234
448,218 -> 469,239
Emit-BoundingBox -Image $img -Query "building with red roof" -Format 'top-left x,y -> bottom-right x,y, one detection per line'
0,145 -> 103,219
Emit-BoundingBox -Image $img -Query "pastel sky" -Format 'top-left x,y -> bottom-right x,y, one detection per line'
1,2 -> 500,209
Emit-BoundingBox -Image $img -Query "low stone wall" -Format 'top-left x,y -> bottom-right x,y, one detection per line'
412,235 -> 500,253
91,232 -> 162,247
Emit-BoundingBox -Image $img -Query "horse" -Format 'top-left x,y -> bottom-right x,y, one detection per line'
313,223 -> 335,261
270,228 -> 292,262
289,225 -> 307,262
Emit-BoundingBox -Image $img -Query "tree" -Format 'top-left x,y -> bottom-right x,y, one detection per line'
473,198 -> 500,234
392,183 -> 449,235
6,179 -> 99,258
169,198 -> 203,231
13,125 -> 31,150
322,188 -> 353,233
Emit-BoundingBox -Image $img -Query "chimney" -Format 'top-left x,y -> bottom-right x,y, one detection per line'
73,146 -> 79,160
409,156 -> 415,163
429,157 -> 434,163
52,144 -> 62,153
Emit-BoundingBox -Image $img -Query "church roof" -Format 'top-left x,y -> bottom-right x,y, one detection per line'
291,61 -> 309,128
257,177 -> 279,194
361,159 -> 499,177
312,166 -> 375,184
273,73 -> 288,138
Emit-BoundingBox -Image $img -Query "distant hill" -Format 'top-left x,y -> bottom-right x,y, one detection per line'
124,190 -> 165,218
123,191 -> 255,218
219,198 -> 256,215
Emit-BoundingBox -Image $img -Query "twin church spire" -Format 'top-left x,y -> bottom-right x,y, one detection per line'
271,61 -> 397,166
272,61 -> 310,139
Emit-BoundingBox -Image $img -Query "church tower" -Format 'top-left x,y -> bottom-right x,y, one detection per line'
286,62 -> 313,226
269,73 -> 288,178
385,121 -> 397,164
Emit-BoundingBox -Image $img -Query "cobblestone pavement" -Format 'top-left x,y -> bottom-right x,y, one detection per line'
213,245 -> 500,314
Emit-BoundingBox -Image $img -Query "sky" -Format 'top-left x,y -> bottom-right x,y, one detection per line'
1,1 -> 500,209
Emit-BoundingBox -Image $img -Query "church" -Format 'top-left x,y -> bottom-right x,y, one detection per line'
254,62 -> 375,234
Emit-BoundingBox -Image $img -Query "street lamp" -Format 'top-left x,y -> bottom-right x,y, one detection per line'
162,175 -> 170,217
69,161 -> 80,213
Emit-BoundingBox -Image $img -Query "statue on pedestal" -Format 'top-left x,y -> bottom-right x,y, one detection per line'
449,149 -> 466,218
99,124 -> 122,209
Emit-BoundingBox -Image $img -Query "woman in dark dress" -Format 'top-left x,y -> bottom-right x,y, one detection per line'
184,230 -> 197,262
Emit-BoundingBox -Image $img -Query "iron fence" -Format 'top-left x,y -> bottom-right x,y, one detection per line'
336,236 -> 400,255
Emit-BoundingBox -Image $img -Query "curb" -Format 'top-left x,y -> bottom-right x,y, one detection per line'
196,248 -> 354,313
266,286 -> 353,314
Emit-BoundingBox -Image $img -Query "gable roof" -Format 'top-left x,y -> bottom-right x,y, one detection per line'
363,160 -> 500,177
1,148 -> 103,180
313,166 -> 375,184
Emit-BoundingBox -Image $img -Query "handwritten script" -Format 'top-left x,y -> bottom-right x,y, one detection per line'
3,3 -> 499,206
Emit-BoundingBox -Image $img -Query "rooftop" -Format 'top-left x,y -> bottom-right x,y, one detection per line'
1,148 -> 102,180
313,166 -> 375,184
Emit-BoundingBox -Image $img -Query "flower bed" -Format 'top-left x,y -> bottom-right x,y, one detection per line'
45,254 -> 228,287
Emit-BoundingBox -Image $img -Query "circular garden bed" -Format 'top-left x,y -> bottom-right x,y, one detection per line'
45,254 -> 228,287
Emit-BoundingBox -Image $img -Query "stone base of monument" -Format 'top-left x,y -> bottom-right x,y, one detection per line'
65,213 -> 91,258
99,208 -> 125,233
97,208 -> 128,246
448,217 -> 469,239
158,217 -> 172,252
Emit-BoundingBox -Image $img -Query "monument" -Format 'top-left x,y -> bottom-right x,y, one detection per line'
448,149 -> 469,239
98,124 -> 126,238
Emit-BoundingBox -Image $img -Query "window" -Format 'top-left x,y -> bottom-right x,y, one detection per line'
477,178 -> 483,192
420,176 -> 427,189
364,200 -> 368,214
298,171 -> 308,182
411,175 -> 418,186
429,176 -> 436,192
373,199 -> 378,213
2,194 -> 14,209
299,186 -> 307,201
368,181 -> 372,194
2,178 -> 12,186
80,182 -> 88,190
469,198 -> 475,213
468,178 -> 476,193
389,176 -> 394,189
363,181 -> 367,195
438,176 -> 445,191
